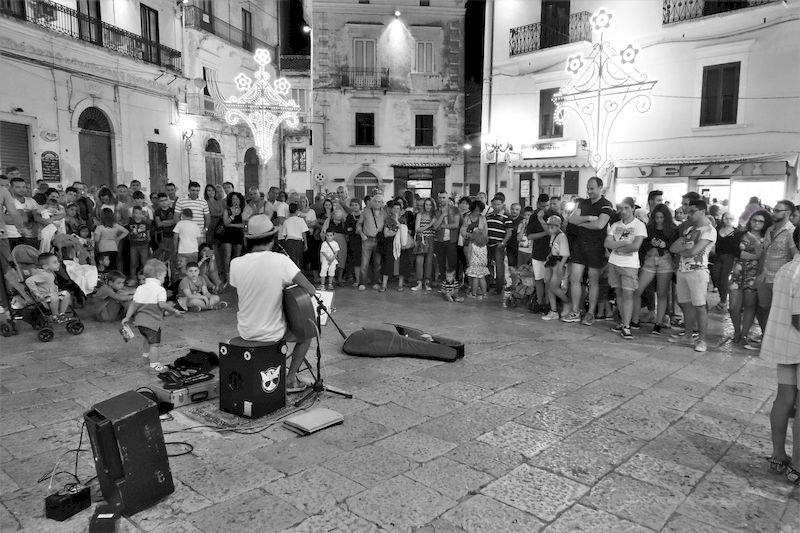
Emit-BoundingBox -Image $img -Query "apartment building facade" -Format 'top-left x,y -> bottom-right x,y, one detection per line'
0,0 -> 281,193
484,0 -> 800,215
305,0 -> 467,200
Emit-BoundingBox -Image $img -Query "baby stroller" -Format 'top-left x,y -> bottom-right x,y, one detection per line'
1,245 -> 84,342
505,263 -> 536,308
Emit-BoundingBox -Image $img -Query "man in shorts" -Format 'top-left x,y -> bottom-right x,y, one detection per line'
604,198 -> 647,339
563,177 -> 615,325
669,200 -> 716,352
526,194 -> 550,312
760,226 -> 800,485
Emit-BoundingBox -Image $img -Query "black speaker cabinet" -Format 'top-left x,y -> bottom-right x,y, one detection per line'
84,391 -> 174,515
219,339 -> 287,419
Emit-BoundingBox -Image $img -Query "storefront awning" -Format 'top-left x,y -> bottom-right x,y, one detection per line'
508,156 -> 590,169
615,152 -> 799,167
391,160 -> 452,168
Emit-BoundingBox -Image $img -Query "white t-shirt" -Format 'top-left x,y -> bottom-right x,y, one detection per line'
174,219 -> 201,253
229,250 -> 300,342
282,216 -> 309,240
320,239 -> 340,263
607,217 -> 647,268
6,196 -> 39,239
174,197 -> 209,231
269,201 -> 289,219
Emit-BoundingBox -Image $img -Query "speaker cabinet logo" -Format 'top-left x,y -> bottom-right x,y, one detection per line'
260,367 -> 280,393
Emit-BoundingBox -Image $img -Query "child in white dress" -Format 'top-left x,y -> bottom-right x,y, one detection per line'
466,229 -> 489,299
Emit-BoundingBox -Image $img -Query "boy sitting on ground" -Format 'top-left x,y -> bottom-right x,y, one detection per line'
178,262 -> 227,312
440,270 -> 464,302
92,270 -> 132,322
25,252 -> 72,322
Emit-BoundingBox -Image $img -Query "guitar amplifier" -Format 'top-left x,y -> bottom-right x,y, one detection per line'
219,339 -> 287,419
84,391 -> 174,515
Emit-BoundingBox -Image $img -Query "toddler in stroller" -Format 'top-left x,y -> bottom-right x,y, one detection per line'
1,245 -> 84,341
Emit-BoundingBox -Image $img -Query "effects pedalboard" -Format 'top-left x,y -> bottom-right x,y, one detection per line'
45,484 -> 90,521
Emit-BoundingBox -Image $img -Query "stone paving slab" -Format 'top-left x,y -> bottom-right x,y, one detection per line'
1,287 -> 798,531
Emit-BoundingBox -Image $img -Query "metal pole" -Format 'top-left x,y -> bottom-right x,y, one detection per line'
479,0 -> 494,194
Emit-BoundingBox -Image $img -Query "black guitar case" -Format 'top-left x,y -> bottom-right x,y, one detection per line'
342,324 -> 465,362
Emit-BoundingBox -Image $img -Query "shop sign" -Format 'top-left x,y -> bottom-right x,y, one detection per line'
41,151 -> 61,182
520,140 -> 577,159
520,179 -> 530,198
617,161 -> 786,179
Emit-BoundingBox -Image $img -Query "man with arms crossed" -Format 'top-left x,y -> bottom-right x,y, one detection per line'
669,200 -> 716,353
563,177 -> 615,325
229,215 -> 317,393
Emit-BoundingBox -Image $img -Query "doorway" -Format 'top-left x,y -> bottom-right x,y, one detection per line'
148,141 -> 167,193
244,147 -> 259,191
541,0 -> 570,49
204,138 -> 223,186
78,107 -> 113,189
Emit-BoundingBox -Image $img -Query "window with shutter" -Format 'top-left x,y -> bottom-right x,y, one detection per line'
415,42 -> 434,73
700,62 -> 740,126
539,88 -> 563,138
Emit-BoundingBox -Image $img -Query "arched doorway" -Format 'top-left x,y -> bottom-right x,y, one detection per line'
244,148 -> 260,192
78,107 -> 113,189
352,171 -> 379,200
204,138 -> 223,186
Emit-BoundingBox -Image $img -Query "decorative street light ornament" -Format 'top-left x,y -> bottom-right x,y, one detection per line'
223,48 -> 300,162
555,8 -> 656,181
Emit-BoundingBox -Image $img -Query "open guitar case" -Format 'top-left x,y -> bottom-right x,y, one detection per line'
342,323 -> 465,362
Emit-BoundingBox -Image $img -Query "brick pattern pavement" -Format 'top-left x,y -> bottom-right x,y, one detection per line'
1,289 -> 798,532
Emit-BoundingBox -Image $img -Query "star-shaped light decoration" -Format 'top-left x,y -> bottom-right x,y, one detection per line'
591,8 -> 612,30
620,44 -> 639,64
223,48 -> 300,162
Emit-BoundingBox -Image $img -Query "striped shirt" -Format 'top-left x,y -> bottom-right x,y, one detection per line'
486,211 -> 512,245
174,197 -> 209,231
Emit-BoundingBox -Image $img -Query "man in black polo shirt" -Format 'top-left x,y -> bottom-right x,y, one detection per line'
526,193 -> 551,312
563,177 -> 615,325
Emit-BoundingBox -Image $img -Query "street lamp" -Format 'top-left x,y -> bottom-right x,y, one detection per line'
483,141 -> 513,196
394,10 -> 401,17
462,143 -> 472,151
302,25 -> 311,33
180,116 -> 195,179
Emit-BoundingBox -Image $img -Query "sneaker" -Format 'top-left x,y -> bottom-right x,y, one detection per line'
651,324 -> 662,336
326,284 -> 335,291
561,312 -> 581,323
611,323 -> 623,333
620,327 -> 633,340
411,282 -> 423,292
694,340 -> 708,352
424,282 -> 433,291
581,313 -> 595,326
317,284 -> 326,290
358,284 -> 366,291
372,284 -> 381,291
541,311 -> 559,321
743,339 -> 760,351
187,304 -> 202,313
630,322 -> 640,330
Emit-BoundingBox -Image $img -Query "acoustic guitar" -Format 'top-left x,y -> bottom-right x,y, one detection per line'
283,284 -> 317,339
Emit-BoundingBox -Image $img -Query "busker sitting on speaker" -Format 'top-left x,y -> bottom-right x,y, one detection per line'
228,214 -> 317,394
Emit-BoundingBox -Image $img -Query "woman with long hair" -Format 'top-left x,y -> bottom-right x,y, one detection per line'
729,209 -> 772,349
204,184 -> 225,245
456,196 -> 472,282
380,201 -> 405,291
632,204 -> 677,335
220,192 -> 246,278
460,199 -> 488,266
710,211 -> 738,312
411,197 -> 437,291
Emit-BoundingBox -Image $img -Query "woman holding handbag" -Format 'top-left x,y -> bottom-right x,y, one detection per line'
411,198 -> 437,291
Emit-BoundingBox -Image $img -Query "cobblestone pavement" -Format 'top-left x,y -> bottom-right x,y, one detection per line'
1,287 -> 798,532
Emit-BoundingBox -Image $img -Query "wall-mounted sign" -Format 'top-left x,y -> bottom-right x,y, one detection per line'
520,140 -> 578,159
40,129 -> 58,142
617,161 -> 787,179
41,151 -> 61,182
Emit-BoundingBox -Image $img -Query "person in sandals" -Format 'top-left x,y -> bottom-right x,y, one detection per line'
762,226 -> 800,486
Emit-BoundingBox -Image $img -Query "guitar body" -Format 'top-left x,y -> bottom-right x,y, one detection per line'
283,284 -> 317,339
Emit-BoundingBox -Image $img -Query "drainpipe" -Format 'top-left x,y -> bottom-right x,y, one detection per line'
479,0 -> 494,195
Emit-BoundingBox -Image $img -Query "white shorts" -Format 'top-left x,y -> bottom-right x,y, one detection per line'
320,259 -> 337,276
532,260 -> 546,281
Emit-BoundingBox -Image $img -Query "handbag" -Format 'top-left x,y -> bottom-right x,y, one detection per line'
413,232 -> 428,254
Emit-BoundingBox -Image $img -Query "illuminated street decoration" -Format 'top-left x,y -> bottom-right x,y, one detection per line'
555,8 -> 656,180
223,49 -> 300,162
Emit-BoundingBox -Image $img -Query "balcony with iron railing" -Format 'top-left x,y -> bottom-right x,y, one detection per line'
280,55 -> 310,72
509,11 -> 591,57
184,4 -> 270,54
0,0 -> 181,72
662,0 -> 779,23
334,67 -> 390,90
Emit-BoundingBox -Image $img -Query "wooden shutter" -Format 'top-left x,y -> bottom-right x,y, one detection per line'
0,121 -> 31,183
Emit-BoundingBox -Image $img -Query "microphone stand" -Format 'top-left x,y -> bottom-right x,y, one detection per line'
294,293 -> 352,407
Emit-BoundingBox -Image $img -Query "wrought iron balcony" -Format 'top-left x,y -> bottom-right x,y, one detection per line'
280,55 -> 310,72
0,0 -> 181,72
184,5 -> 270,53
509,11 -> 591,57
662,0 -> 778,23
335,67 -> 389,90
